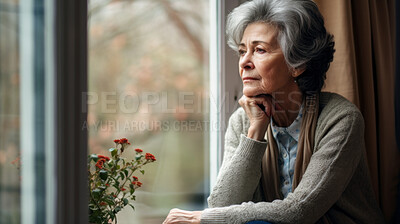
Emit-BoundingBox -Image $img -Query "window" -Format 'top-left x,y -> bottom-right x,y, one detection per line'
0,0 -> 243,223
0,0 -> 57,223
1,0 -> 88,223
88,0 -> 210,222
0,1 -> 22,222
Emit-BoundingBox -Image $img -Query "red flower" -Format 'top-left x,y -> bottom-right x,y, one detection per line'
135,148 -> 143,153
145,153 -> 156,161
112,194 -> 117,198
105,183 -> 110,187
119,138 -> 129,144
100,202 -> 107,206
132,176 -> 139,181
120,187 -> 126,191
96,158 -> 106,169
114,138 -> 130,144
132,181 -> 143,187
98,155 -> 110,161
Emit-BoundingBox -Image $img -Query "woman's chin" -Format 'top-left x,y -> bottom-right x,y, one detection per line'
243,87 -> 265,97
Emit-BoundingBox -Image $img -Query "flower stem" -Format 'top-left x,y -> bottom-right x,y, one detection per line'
88,170 -> 102,212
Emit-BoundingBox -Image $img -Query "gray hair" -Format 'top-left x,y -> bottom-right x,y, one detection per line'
226,0 -> 335,94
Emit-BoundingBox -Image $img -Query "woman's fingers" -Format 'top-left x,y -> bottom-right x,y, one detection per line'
239,94 -> 274,141
239,94 -> 274,118
163,208 -> 202,224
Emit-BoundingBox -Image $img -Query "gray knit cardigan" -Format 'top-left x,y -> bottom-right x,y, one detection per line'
201,92 -> 385,224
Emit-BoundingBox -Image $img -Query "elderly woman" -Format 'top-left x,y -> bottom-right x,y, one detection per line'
163,0 -> 385,223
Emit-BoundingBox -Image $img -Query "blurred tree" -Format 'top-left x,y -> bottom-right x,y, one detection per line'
88,0 -> 210,223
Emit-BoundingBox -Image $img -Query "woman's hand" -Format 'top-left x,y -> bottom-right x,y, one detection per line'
239,94 -> 274,141
163,208 -> 202,224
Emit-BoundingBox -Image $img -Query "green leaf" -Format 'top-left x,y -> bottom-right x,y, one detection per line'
89,204 -> 98,210
129,204 -> 135,211
92,188 -> 102,199
115,206 -> 122,213
123,169 -> 129,177
90,154 -> 98,161
92,188 -> 102,193
109,148 -> 118,157
104,197 -> 115,206
120,171 -> 125,180
140,170 -> 145,175
104,162 -> 110,169
123,198 -> 129,206
135,155 -> 142,161
99,170 -> 108,180
130,186 -> 135,195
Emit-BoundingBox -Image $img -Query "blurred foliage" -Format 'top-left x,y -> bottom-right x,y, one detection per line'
0,0 -> 210,222
0,0 -> 22,223
88,0 -> 210,223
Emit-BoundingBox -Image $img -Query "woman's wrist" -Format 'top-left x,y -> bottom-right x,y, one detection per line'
247,125 -> 268,141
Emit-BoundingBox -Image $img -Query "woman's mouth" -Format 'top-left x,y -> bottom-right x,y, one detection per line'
242,77 -> 258,83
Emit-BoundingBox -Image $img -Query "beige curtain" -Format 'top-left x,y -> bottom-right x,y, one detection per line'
314,0 -> 399,223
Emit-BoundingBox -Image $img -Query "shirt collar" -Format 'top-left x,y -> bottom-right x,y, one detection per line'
271,103 -> 303,142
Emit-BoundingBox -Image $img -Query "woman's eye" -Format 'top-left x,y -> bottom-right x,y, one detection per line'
238,50 -> 246,56
255,48 -> 266,54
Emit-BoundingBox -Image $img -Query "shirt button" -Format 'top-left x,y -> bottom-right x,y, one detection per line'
284,180 -> 289,185
283,153 -> 287,158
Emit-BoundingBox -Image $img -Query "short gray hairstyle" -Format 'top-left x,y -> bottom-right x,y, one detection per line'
226,0 -> 335,94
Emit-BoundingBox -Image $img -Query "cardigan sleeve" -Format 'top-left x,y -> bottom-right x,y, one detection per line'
207,108 -> 268,208
201,101 -> 369,224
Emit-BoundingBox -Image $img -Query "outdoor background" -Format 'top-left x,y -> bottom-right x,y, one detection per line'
0,0 -> 210,223
87,0 -> 210,223
0,0 -> 21,223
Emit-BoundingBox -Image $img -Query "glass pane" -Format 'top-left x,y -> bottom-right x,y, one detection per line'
88,0 -> 210,223
0,0 -> 21,223
1,0 -> 53,223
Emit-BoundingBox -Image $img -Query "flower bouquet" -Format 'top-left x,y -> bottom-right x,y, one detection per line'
88,138 -> 156,224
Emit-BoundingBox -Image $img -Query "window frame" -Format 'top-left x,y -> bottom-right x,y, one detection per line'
209,0 -> 243,188
19,0 -> 88,223
54,0 -> 88,223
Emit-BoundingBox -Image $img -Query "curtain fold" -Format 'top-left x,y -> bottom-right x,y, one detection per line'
315,0 -> 399,223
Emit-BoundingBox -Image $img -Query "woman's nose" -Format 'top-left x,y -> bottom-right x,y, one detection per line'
239,53 -> 255,70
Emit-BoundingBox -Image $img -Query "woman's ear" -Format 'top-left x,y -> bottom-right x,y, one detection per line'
292,66 -> 306,78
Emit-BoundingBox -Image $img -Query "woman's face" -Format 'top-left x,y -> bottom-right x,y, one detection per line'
239,22 -> 298,97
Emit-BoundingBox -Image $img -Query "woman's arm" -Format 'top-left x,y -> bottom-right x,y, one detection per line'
163,108 -> 268,224
208,108 -> 268,207
164,96 -> 272,224
202,104 -> 373,224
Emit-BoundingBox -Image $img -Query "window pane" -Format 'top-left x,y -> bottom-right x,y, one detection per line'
1,0 -> 56,223
0,0 -> 21,223
88,0 -> 210,223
